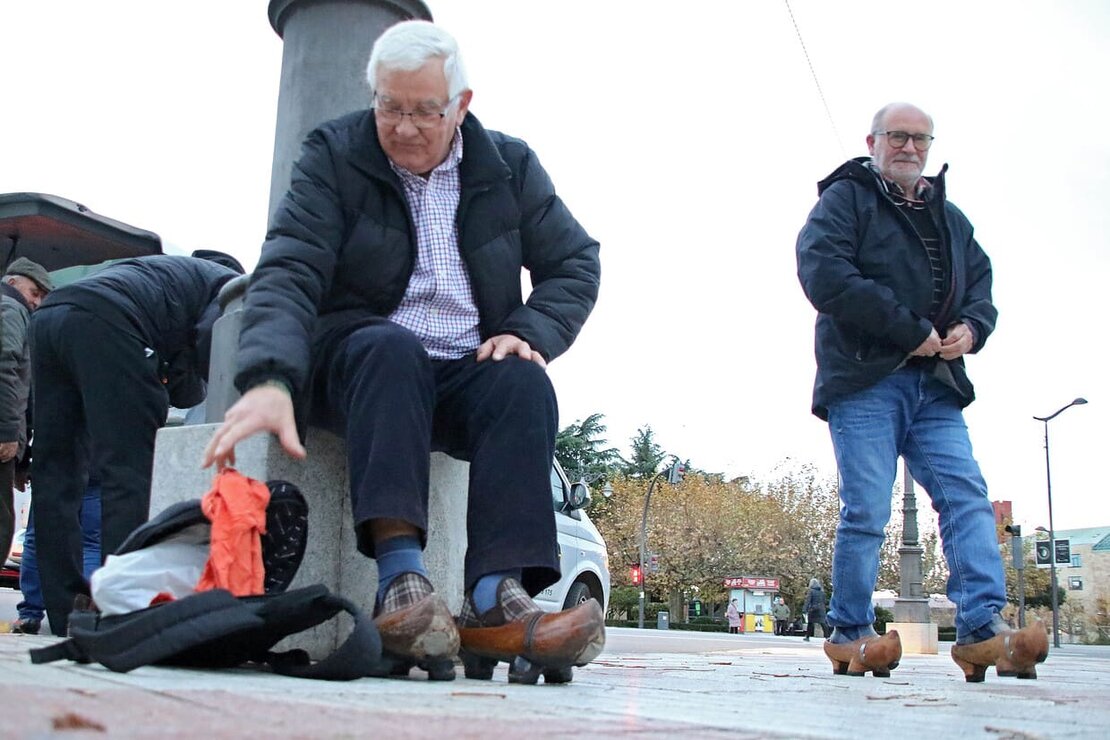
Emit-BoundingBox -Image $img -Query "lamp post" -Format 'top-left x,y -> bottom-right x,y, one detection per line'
1033,397 -> 1087,648
638,469 -> 667,629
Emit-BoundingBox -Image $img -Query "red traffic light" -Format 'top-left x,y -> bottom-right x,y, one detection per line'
630,564 -> 642,585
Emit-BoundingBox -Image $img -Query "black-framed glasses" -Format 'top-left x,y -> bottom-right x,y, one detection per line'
373,93 -> 459,129
874,130 -> 935,150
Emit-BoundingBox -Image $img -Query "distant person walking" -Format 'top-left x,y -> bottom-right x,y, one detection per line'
726,598 -> 742,634
802,578 -> 828,642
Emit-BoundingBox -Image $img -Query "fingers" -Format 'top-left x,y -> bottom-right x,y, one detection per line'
201,386 -> 303,468
475,334 -> 547,367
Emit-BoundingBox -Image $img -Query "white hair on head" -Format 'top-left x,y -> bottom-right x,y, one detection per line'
870,102 -> 934,134
366,20 -> 469,98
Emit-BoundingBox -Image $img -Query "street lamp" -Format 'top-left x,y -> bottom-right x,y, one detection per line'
638,460 -> 686,629
1033,397 -> 1087,648
638,469 -> 667,629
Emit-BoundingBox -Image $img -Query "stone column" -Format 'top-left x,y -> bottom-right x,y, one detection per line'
266,0 -> 433,222
889,461 -> 938,654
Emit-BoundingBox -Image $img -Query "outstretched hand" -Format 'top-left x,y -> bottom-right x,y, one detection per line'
475,334 -> 547,368
202,385 -> 306,469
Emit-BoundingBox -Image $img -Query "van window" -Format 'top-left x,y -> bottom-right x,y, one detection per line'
550,466 -> 565,511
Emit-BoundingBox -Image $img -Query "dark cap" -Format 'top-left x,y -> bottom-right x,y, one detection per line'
4,257 -> 53,293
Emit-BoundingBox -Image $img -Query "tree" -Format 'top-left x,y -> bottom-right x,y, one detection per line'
623,425 -> 665,479
554,412 -> 624,482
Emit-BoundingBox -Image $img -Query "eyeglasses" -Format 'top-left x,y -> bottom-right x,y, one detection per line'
373,93 -> 459,129
874,130 -> 935,150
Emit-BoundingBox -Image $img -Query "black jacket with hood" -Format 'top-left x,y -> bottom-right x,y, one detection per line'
796,157 -> 997,420
234,110 -> 601,416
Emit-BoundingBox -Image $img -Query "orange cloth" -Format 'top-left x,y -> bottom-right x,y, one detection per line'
195,468 -> 271,596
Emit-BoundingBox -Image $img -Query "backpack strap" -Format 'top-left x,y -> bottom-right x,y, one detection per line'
265,591 -> 383,681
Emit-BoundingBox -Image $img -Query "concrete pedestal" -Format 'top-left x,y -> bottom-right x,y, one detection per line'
887,621 -> 939,655
149,424 -> 468,659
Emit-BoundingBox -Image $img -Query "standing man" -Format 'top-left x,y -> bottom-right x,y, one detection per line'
32,253 -> 240,635
0,258 -> 51,566
772,596 -> 791,636
796,103 -> 1048,681
204,21 -> 603,685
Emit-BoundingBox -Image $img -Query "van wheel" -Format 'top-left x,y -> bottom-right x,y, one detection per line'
563,582 -> 593,610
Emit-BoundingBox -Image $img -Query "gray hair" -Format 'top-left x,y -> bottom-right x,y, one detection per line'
809,578 -> 821,589
365,20 -> 469,99
870,102 -> 934,135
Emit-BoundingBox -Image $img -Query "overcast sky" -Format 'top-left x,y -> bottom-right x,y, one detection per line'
2,1 -> 1107,533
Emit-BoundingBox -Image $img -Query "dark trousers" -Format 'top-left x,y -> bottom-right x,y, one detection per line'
314,319 -> 560,595
31,305 -> 168,635
0,459 -> 13,563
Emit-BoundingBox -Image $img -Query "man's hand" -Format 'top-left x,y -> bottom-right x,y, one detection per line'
202,385 -> 306,469
910,328 -> 942,357
939,322 -> 975,361
0,441 -> 16,463
475,334 -> 547,368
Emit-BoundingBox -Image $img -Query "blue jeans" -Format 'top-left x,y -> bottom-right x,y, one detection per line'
826,368 -> 1005,641
17,482 -> 102,622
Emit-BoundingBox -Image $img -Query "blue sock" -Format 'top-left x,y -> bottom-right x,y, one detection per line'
375,535 -> 426,606
472,569 -> 521,613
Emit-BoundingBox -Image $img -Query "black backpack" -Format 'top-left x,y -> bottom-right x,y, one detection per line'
31,480 -> 383,681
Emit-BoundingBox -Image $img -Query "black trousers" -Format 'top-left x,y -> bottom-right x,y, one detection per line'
30,304 -> 168,635
314,319 -> 560,596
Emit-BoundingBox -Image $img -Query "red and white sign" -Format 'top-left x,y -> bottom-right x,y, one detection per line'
723,576 -> 779,590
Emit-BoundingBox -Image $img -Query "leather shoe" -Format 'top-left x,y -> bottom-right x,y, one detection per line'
10,618 -> 42,635
373,572 -> 459,680
951,622 -> 1048,682
456,577 -> 605,684
823,630 -> 902,677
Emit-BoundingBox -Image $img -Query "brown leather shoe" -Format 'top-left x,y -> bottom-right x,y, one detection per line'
823,630 -> 902,677
374,572 -> 459,680
456,577 -> 605,684
951,622 -> 1048,682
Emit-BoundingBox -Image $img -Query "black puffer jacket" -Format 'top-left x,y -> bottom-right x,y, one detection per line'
235,110 -> 601,397
40,255 -> 238,406
796,158 -> 996,419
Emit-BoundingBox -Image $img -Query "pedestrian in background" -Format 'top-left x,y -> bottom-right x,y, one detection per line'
802,578 -> 828,642
726,598 -> 741,634
0,258 -> 50,569
773,597 -> 791,636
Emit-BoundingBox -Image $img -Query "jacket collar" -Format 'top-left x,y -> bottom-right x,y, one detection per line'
817,156 -> 949,202
347,110 -> 511,189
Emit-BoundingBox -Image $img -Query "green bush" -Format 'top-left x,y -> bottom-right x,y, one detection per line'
873,606 -> 893,634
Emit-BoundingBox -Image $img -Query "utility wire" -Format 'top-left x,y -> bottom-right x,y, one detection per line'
784,0 -> 845,158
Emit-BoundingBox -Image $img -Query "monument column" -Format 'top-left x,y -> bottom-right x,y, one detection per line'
266,0 -> 433,221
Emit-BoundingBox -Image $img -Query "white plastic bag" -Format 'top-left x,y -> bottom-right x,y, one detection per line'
90,524 -> 209,616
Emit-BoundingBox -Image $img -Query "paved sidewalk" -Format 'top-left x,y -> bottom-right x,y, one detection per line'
4,627 -> 1109,739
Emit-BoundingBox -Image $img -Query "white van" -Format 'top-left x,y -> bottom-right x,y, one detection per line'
533,461 -> 610,613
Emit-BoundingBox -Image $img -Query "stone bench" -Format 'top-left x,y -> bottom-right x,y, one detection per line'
149,275 -> 469,658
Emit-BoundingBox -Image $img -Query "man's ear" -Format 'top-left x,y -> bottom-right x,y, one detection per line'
454,89 -> 474,124
865,134 -> 877,156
